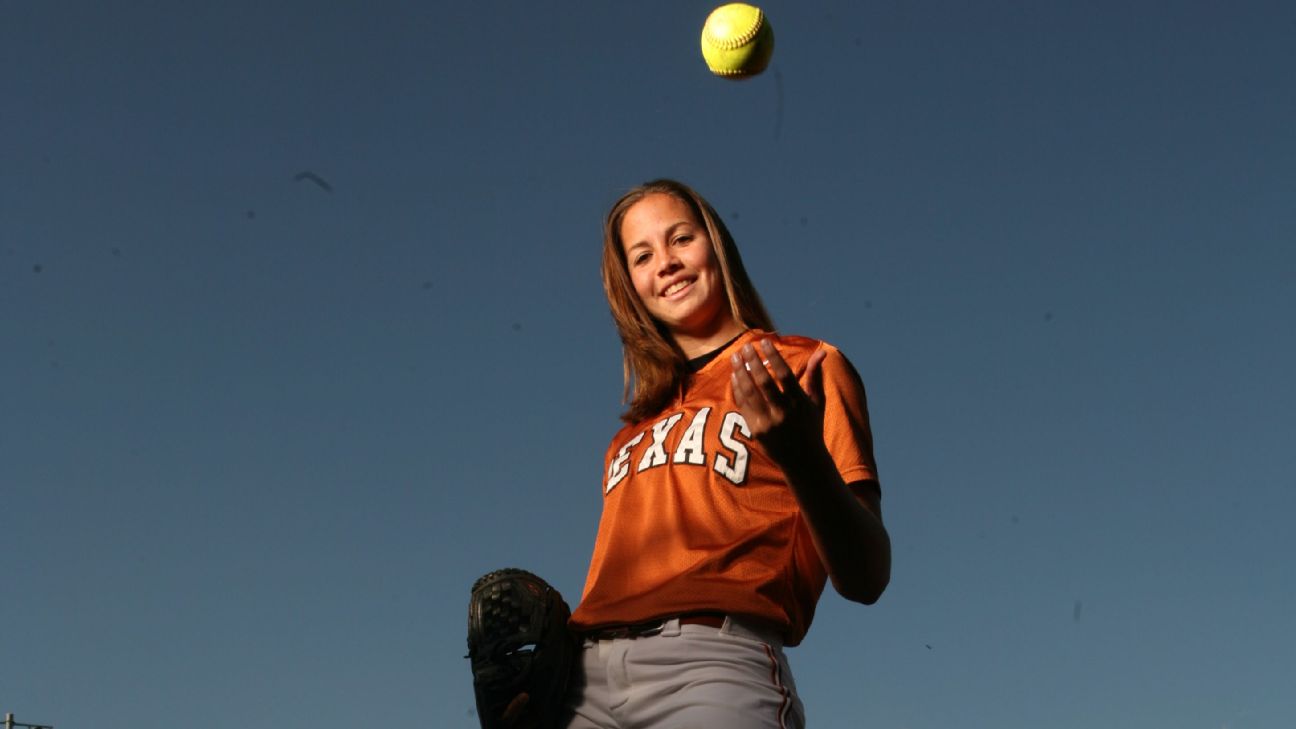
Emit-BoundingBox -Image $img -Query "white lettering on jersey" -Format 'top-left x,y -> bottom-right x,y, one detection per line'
606,431 -> 645,493
672,407 -> 711,465
637,413 -> 684,473
714,412 -> 751,485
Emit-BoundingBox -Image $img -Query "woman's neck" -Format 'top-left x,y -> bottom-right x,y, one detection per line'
672,317 -> 747,359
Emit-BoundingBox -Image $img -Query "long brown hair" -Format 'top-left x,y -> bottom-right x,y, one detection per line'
601,179 -> 774,423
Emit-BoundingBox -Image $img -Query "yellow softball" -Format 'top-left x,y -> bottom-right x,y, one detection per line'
700,3 -> 775,78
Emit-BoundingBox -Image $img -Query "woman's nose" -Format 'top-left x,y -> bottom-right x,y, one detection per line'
657,250 -> 682,274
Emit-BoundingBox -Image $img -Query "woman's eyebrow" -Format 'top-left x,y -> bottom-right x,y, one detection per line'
625,221 -> 693,250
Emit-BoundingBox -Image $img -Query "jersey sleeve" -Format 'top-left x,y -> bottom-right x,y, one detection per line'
815,344 -> 879,488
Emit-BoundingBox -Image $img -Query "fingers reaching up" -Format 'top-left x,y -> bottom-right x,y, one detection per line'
730,339 -> 828,463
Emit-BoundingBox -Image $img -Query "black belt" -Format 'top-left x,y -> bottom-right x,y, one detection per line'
584,613 -> 727,640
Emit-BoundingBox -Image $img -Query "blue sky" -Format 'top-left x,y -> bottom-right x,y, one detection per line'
3,2 -> 1294,728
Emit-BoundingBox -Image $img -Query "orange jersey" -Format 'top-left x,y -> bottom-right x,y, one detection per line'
569,330 -> 879,646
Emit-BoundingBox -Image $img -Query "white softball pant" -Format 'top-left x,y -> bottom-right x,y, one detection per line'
564,616 -> 805,729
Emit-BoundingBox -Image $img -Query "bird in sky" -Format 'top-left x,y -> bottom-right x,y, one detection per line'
293,171 -> 333,193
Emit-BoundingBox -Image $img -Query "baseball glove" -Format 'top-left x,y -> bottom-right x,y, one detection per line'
467,568 -> 578,729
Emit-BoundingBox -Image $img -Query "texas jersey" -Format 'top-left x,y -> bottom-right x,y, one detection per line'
569,330 -> 879,646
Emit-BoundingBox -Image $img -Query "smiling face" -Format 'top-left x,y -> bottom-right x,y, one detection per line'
618,193 -> 743,356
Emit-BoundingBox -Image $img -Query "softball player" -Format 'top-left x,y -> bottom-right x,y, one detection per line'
565,179 -> 891,729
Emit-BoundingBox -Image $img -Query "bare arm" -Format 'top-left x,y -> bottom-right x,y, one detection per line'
730,339 -> 891,604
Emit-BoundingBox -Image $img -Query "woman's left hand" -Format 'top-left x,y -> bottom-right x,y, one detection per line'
732,338 -> 892,603
730,338 -> 829,466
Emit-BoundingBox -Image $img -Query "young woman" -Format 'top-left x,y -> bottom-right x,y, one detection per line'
565,179 -> 891,729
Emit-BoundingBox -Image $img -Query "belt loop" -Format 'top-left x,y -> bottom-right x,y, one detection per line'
658,617 -> 682,637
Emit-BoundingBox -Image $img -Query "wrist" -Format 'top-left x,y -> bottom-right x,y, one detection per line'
770,439 -> 840,491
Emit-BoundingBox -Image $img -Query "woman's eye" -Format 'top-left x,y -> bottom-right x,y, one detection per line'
673,235 -> 692,245
633,253 -> 650,265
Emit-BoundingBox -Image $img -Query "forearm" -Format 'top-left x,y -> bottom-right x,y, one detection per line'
779,444 -> 891,604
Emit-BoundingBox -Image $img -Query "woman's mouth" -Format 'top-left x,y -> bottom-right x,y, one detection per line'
661,279 -> 693,298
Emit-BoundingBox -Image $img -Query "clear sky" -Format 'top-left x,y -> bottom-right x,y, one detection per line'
3,2 -> 1294,728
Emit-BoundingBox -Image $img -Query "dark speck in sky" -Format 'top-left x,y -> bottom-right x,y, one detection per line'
246,210 -> 257,220
512,322 -> 523,332
33,264 -> 43,273
420,281 -> 434,291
